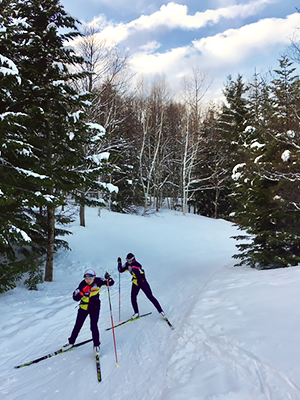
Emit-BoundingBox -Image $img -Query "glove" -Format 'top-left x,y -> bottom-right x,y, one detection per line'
105,271 -> 111,280
117,258 -> 122,272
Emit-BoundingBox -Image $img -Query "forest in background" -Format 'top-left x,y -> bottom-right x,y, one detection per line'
1,0 -> 300,293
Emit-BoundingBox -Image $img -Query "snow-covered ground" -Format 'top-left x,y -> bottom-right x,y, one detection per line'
1,207 -> 300,400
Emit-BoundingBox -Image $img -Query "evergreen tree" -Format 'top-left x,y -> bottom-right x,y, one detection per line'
0,0 -> 107,289
218,74 -> 251,162
0,0 -> 47,291
233,57 -> 300,269
192,104 -> 231,218
210,74 -> 251,218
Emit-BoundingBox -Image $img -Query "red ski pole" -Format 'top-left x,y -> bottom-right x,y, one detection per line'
119,271 -> 121,323
106,271 -> 119,367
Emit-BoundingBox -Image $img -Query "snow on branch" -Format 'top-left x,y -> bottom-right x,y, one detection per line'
9,226 -> 31,242
100,182 -> 119,193
232,163 -> 246,181
13,17 -> 30,29
250,141 -> 265,149
69,110 -> 84,122
34,191 -> 59,204
87,123 -> 106,141
86,152 -> 110,165
0,111 -> 27,120
0,55 -> 21,83
281,150 -> 290,162
254,155 -> 263,164
15,167 -> 48,180
46,22 -> 57,31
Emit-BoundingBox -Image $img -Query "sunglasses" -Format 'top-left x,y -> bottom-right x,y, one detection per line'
84,274 -> 95,279
126,257 -> 134,263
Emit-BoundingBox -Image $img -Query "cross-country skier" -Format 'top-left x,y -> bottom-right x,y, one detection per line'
117,253 -> 165,319
65,269 -> 114,354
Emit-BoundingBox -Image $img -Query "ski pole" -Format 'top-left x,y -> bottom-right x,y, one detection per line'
106,271 -> 119,367
118,271 -> 121,323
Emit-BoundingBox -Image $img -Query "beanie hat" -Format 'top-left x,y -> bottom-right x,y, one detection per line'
126,253 -> 135,260
83,269 -> 96,278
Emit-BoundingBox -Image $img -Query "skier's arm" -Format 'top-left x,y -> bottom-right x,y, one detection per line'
99,277 -> 115,287
73,281 -> 90,301
132,265 -> 146,284
117,257 -> 127,273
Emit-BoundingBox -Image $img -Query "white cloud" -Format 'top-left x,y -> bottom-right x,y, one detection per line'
139,41 -> 162,53
192,13 -> 300,64
128,11 -> 300,102
130,46 -> 189,74
128,0 -> 274,30
75,2 -> 299,102
97,23 -> 129,44
90,0 -> 274,44
130,13 -> 300,76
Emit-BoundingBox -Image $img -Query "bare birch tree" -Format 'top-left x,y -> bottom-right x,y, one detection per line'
72,26 -> 130,223
179,68 -> 212,215
135,75 -> 171,213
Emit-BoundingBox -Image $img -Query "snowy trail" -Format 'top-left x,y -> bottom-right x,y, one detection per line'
160,265 -> 300,400
2,209 -> 300,400
163,319 -> 300,400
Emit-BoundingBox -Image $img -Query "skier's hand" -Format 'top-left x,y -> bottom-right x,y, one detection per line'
82,285 -> 90,296
117,257 -> 122,264
105,271 -> 111,280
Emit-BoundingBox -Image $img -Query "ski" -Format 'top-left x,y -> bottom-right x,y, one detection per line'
14,338 -> 93,369
106,312 -> 152,330
95,353 -> 101,382
163,315 -> 174,330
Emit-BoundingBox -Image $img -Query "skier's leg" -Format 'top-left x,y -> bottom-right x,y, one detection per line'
140,281 -> 163,313
131,284 -> 140,314
89,306 -> 100,346
69,308 -> 88,344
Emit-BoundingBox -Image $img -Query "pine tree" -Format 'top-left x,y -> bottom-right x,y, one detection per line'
232,57 -> 300,269
212,74 -> 252,218
0,0 -> 107,288
0,0 -> 47,291
192,104 -> 232,218
218,74 -> 251,163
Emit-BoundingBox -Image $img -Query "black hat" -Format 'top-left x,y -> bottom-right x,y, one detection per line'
126,253 -> 135,260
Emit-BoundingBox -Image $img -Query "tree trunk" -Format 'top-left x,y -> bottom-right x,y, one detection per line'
80,204 -> 85,227
44,205 -> 55,282
214,187 -> 220,219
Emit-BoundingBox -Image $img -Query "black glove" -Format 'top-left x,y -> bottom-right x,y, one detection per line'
105,271 -> 111,280
117,257 -> 122,264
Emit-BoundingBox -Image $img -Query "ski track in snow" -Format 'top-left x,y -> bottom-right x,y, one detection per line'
1,209 -> 300,400
163,320 -> 300,400
2,281 -> 300,400
160,269 -> 300,400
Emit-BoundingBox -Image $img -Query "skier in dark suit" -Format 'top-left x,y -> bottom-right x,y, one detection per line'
117,253 -> 164,318
66,268 -> 114,353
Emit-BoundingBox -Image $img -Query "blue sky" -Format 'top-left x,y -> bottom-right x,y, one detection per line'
59,0 -> 300,102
